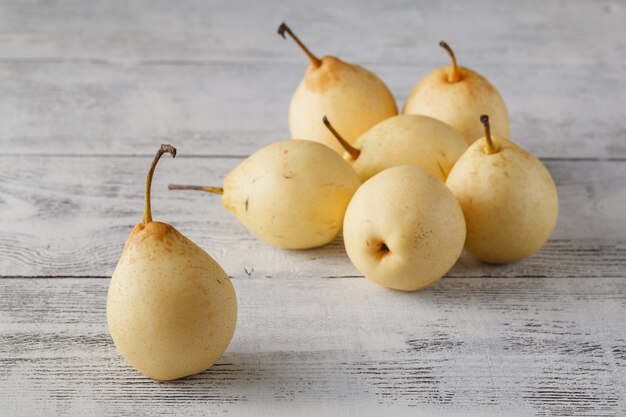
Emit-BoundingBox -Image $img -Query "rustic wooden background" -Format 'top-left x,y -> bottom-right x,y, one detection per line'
1,0 -> 625,415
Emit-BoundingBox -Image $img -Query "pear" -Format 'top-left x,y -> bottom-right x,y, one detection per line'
169,140 -> 361,249
323,114 -> 467,182
446,116 -> 559,263
343,165 -> 466,291
403,41 -> 509,144
107,145 -> 237,381
278,22 -> 397,154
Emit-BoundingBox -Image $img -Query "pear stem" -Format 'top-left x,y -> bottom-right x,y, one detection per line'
144,144 -> 176,224
322,116 -> 361,160
480,115 -> 498,154
278,22 -> 321,67
439,41 -> 460,83
168,184 -> 224,195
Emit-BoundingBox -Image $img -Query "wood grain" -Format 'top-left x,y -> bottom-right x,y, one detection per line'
0,156 -> 624,278
1,0 -> 626,415
0,60 -> 624,159
0,0 -> 624,67
1,277 -> 624,416
0,0 -> 625,160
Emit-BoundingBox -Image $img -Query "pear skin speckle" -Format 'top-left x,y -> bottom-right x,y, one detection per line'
107,221 -> 237,381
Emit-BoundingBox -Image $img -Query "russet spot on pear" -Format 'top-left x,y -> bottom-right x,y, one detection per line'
446,115 -> 559,263
279,22 -> 397,154
323,114 -> 468,182
404,41 -> 509,144
169,140 -> 362,249
107,145 -> 237,381
343,165 -> 466,291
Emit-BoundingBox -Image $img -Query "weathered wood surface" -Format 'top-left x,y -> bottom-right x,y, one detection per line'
0,0 -> 623,66
0,157 -> 624,278
1,277 -> 625,417
1,0 -> 626,415
1,62 -> 625,159
0,0 -> 625,159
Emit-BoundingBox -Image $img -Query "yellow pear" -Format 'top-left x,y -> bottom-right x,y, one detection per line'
323,114 -> 467,181
169,140 -> 361,249
278,23 -> 397,154
403,41 -> 509,144
107,145 -> 237,381
343,165 -> 466,291
446,116 -> 559,263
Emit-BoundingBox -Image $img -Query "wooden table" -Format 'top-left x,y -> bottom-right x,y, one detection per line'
1,1 -> 625,415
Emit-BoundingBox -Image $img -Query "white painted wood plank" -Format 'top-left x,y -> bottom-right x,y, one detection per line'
0,1 -> 624,414
0,277 -> 624,416
0,0 -> 624,69
0,156 -> 624,278
0,60 -> 624,159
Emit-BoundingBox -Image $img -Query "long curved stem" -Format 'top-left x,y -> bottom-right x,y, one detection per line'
439,41 -> 460,83
278,22 -> 321,67
144,144 -> 176,224
480,115 -> 498,154
322,116 -> 361,160
168,184 -> 224,195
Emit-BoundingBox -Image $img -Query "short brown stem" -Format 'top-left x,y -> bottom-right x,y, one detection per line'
439,41 -> 460,83
144,144 -> 177,224
168,184 -> 224,195
322,116 -> 361,160
480,115 -> 498,154
278,22 -> 321,67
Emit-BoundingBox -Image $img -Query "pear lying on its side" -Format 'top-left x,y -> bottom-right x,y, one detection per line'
324,114 -> 467,181
343,165 -> 466,291
446,116 -> 559,263
279,23 -> 397,154
170,140 -> 362,249
404,42 -> 509,144
107,145 -> 237,381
